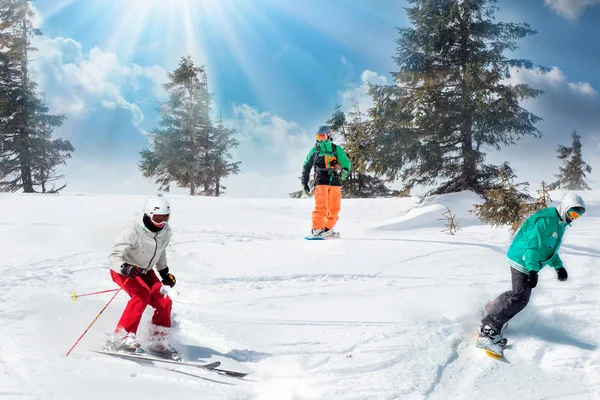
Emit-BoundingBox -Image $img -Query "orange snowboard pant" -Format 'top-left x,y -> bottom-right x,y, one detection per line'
312,185 -> 342,230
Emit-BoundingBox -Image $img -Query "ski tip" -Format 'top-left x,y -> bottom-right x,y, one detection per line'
214,368 -> 252,378
305,236 -> 325,240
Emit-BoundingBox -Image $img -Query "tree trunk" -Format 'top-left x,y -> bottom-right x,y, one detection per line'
19,18 -> 34,193
461,116 -> 477,191
458,9 -> 478,194
216,178 -> 220,197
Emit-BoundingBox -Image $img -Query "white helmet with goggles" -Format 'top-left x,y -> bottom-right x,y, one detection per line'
144,194 -> 171,228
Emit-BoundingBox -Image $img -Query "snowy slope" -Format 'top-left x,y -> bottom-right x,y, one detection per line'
1,190 -> 599,400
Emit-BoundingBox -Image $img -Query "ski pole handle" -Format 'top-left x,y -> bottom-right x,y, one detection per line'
65,286 -> 123,356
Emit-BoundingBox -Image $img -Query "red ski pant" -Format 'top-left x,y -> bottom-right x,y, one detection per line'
312,185 -> 342,230
110,269 -> 172,334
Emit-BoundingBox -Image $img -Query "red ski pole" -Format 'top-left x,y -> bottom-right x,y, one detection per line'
71,288 -> 119,301
65,286 -> 123,356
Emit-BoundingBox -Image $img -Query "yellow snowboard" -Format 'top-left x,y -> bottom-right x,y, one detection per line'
476,335 -> 504,359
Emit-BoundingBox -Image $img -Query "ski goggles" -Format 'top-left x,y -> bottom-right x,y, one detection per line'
316,133 -> 328,142
566,208 -> 584,220
152,213 -> 170,226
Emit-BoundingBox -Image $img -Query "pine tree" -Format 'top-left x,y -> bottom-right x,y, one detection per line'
549,130 -> 592,190
471,163 -> 533,234
369,0 -> 545,196
139,56 -> 240,196
0,0 -> 72,193
530,180 -> 551,213
327,101 -> 403,198
31,137 -> 74,193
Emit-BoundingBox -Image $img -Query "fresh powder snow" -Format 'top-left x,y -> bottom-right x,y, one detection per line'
1,190 -> 598,399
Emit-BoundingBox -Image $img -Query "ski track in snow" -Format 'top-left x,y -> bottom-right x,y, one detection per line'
1,191 -> 599,399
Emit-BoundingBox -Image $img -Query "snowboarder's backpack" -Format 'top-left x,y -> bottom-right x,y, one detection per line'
311,142 -> 340,184
315,142 -> 339,169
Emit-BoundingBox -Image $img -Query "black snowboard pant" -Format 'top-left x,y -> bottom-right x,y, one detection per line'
481,267 -> 532,331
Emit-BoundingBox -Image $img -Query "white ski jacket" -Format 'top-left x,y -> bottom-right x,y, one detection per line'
108,213 -> 172,275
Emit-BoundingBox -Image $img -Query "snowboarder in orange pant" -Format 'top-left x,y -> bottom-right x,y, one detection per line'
301,125 -> 351,239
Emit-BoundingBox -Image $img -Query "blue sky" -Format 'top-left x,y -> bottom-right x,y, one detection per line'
29,0 -> 600,197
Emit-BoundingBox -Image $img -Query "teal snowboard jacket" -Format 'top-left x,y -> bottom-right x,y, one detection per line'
506,193 -> 586,274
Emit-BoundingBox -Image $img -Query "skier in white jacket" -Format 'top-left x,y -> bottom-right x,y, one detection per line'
108,194 -> 179,359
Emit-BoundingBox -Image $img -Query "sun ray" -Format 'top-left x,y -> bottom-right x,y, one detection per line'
199,0 -> 302,111
182,0 -> 209,68
39,0 -> 314,114
104,1 -> 153,60
42,0 -> 78,20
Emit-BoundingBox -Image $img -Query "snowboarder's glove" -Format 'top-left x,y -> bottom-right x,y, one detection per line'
557,267 -> 568,282
528,271 -> 538,288
159,267 -> 176,287
341,169 -> 349,181
121,263 -> 142,278
302,182 -> 311,196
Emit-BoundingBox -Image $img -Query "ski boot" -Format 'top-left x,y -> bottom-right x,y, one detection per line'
146,342 -> 183,361
323,228 -> 340,239
478,324 -> 508,348
309,229 -> 325,238
106,332 -> 145,354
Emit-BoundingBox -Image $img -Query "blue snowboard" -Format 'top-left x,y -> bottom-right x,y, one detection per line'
304,232 -> 340,240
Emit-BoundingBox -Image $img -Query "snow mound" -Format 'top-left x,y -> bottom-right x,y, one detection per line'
377,190 -> 484,231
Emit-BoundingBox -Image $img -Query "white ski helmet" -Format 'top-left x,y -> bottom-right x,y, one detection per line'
144,194 -> 171,218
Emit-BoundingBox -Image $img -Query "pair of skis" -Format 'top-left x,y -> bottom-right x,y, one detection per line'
93,350 -> 251,378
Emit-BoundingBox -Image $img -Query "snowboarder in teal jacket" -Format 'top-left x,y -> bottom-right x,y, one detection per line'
479,192 -> 586,347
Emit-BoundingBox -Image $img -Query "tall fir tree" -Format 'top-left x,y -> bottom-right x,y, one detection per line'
368,0 -> 545,196
549,130 -> 592,190
139,56 -> 240,196
0,0 -> 72,193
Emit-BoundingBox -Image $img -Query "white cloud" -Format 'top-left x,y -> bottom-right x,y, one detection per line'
30,36 -> 167,128
508,67 -> 598,97
545,0 -> 600,20
100,100 -> 117,109
339,70 -> 388,114
221,104 -> 315,197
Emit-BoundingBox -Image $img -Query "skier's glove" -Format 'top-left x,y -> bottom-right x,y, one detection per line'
556,267 -> 568,282
121,263 -> 142,278
341,169 -> 349,181
159,267 -> 176,287
302,182 -> 311,196
528,270 -> 538,288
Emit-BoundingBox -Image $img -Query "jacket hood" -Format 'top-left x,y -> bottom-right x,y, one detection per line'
556,193 -> 586,222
